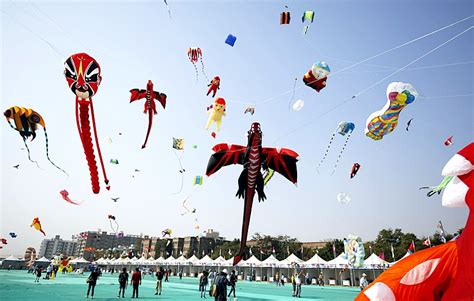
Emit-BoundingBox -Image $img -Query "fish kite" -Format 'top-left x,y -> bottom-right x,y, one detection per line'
30,217 -> 46,236
444,136 -> 453,146
188,47 -> 208,82
64,53 -> 109,194
317,122 -> 355,172
60,190 -> 83,205
419,176 -> 454,197
130,80 -> 167,149
303,62 -> 330,93
350,163 -> 361,178
4,106 -> 68,175
365,82 -> 417,140
206,122 -> 299,265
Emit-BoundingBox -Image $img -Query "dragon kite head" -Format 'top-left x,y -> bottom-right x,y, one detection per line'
147,80 -> 154,90
248,122 -> 262,143
64,53 -> 102,101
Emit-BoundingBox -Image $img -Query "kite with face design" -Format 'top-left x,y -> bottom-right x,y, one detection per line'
64,53 -> 109,194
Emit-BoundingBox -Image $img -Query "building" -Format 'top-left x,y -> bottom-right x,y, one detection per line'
141,237 -> 160,258
74,231 -> 143,261
38,235 -> 77,259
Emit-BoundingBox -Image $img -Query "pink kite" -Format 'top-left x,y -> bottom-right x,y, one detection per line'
60,190 -> 83,205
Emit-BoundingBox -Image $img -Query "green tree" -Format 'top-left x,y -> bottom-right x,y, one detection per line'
318,240 -> 344,261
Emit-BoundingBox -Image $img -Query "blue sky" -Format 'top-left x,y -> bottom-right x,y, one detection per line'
1,0 -> 473,256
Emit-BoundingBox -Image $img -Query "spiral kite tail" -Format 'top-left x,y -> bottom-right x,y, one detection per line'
43,129 -> 69,176
193,63 -> 199,82
22,139 -> 41,169
317,132 -> 336,169
332,133 -> 352,173
79,103 -> 100,194
200,57 -> 209,82
89,101 -> 110,190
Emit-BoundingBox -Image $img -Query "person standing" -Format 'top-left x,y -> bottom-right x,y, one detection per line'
227,270 -> 237,298
118,268 -> 129,298
199,270 -> 209,298
164,269 -> 169,282
214,269 -> 229,301
35,267 -> 42,283
86,268 -> 99,298
359,273 -> 368,291
281,273 -> 285,286
291,274 -> 297,297
275,272 -> 280,286
295,273 -> 302,297
155,267 -> 164,295
131,268 -> 142,298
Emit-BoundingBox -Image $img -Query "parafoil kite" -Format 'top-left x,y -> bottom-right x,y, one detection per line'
280,12 -> 290,24
302,10 -> 315,23
206,97 -> 226,132
365,82 -> 417,140
356,143 -> 474,301
207,76 -> 221,97
194,175 -> 203,185
9,232 -> 17,238
59,190 -> 83,205
225,34 -> 237,47
206,122 -> 299,265
108,215 -> 119,234
444,136 -> 453,146
337,192 -> 351,204
303,62 -> 330,92
317,122 -> 355,172
343,235 -> 365,267
350,163 -> 361,178
162,228 -> 172,237
4,106 -> 68,175
130,80 -> 167,149
64,53 -> 109,194
187,47 -> 208,82
30,217 -> 46,236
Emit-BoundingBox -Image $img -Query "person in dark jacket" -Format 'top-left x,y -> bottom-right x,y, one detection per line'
118,268 -> 129,298
214,269 -> 229,301
86,268 -> 99,298
199,270 -> 209,298
155,267 -> 164,295
131,268 -> 142,298
227,270 -> 237,298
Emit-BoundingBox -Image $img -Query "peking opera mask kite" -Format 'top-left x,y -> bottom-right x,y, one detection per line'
365,82 -> 417,140
4,106 -> 68,175
64,53 -> 109,194
206,122 -> 299,265
129,80 -> 167,149
356,143 -> 474,301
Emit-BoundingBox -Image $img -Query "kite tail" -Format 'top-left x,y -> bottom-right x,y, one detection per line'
317,132 -> 336,171
234,190 -> 255,266
332,132 -> 352,174
200,57 -> 209,82
192,62 -> 199,82
40,229 -> 46,236
43,129 -> 69,176
22,139 -> 41,169
77,101 -> 100,194
142,109 -> 153,149
90,101 -> 110,190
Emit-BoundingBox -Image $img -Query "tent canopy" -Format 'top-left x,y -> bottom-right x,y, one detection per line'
3,255 -> 24,261
303,253 -> 327,267
261,254 -> 281,267
364,253 -> 389,267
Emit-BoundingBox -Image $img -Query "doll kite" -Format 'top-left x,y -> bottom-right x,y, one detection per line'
207,76 -> 221,97
30,217 -> 46,236
130,80 -> 167,149
206,97 -> 226,132
365,82 -> 417,140
356,143 -> 474,301
317,122 -> 355,172
303,62 -> 330,92
206,122 -> 299,265
188,47 -> 208,82
4,106 -> 68,175
64,53 -> 109,194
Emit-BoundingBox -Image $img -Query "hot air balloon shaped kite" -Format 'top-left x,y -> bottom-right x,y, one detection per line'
64,53 -> 109,194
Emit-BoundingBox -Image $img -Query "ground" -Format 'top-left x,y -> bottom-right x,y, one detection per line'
0,270 -> 359,300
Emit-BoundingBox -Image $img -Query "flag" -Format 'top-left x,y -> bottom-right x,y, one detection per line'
408,240 -> 415,254
301,245 -> 304,257
287,245 -> 290,256
436,221 -> 447,243
378,252 -> 385,261
332,243 -> 336,258
272,246 -> 276,254
228,249 -> 232,256
369,245 -> 373,254
390,244 -> 395,260
423,237 -> 431,247
202,250 -> 205,256
260,249 -> 264,255
249,248 -> 253,256
219,249 -> 222,257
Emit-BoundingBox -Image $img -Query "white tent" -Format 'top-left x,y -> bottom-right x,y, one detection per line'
130,256 -> 139,264
70,257 -> 90,264
326,253 -> 348,267
238,255 -> 262,267
279,253 -> 304,267
94,257 -> 109,265
225,257 -> 234,266
3,255 -> 23,261
261,255 -> 280,267
187,255 -> 200,265
212,256 -> 227,266
363,253 -> 388,267
175,255 -> 190,265
155,256 -> 165,264
163,256 -> 176,265
134,256 -> 148,265
196,255 -> 213,266
389,252 -> 411,266
35,256 -> 51,263
303,253 -> 327,267
146,257 -> 156,265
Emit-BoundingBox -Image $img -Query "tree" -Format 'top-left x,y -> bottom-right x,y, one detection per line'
318,240 -> 344,261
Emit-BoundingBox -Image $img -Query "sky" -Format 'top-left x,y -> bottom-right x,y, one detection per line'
1,0 -> 473,256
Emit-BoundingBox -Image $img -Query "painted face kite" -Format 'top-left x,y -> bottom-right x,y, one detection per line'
64,53 -> 109,194
365,82 -> 417,140
356,143 -> 474,301
343,235 -> 365,267
4,106 -> 67,175
303,62 -> 330,93
206,122 -> 299,265
130,80 -> 167,149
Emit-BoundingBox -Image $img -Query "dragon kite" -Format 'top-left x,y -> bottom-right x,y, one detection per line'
206,122 -> 299,265
64,53 -> 109,194
130,80 -> 167,149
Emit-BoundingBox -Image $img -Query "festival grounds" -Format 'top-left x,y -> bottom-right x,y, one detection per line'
0,270 -> 359,300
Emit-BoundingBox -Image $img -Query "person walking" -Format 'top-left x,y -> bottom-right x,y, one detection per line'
199,270 -> 209,298
131,268 -> 142,298
35,267 -> 42,283
118,268 -> 129,298
227,270 -> 237,298
155,267 -> 164,295
214,269 -> 229,301
86,268 -> 99,298
359,273 -> 368,291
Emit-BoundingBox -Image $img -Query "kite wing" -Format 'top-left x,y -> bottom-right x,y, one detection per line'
261,147 -> 299,184
153,91 -> 167,109
206,144 -> 246,176
129,89 -> 147,102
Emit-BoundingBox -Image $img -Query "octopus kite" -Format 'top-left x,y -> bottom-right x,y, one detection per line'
356,143 -> 474,301
365,82 -> 417,140
64,53 -> 109,194
130,80 -> 167,149
188,47 -> 208,82
4,106 -> 67,175
207,76 -> 221,97
206,122 -> 299,265
30,217 -> 46,236
317,122 -> 355,173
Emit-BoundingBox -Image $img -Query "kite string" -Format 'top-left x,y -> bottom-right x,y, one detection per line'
172,149 -> 185,195
6,121 -> 41,168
